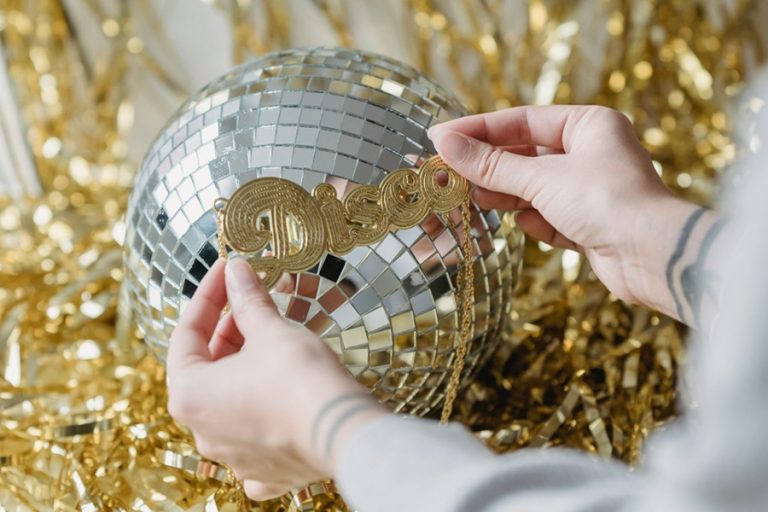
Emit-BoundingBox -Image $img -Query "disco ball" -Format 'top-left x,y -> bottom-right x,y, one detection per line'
123,47 -> 523,415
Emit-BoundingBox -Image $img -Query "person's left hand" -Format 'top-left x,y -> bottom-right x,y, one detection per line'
166,258 -> 387,501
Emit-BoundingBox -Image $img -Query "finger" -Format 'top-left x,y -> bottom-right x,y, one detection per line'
431,130 -> 559,201
530,145 -> 564,156
403,153 -> 424,167
428,105 -> 592,150
273,272 -> 296,294
497,144 -> 564,157
472,187 -> 532,211
208,312 -> 244,360
420,212 -> 445,238
167,259 -> 227,374
417,145 -> 562,167
515,210 -> 579,250
242,480 -> 291,502
225,258 -> 281,336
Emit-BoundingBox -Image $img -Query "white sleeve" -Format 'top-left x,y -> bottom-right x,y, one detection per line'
336,414 -> 637,512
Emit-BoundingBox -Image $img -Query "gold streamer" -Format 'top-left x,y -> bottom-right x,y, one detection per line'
1,0 -> 766,509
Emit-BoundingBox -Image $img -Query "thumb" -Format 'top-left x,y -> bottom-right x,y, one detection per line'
224,258 -> 281,335
430,129 -> 550,202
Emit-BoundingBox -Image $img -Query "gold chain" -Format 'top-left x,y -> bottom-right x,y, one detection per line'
214,199 -> 231,314
439,195 -> 474,424
214,198 -> 228,260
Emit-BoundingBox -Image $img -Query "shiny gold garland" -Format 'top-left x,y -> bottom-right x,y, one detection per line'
0,0 -> 766,510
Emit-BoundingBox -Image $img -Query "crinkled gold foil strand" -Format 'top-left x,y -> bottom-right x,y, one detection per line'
1,0 -> 766,509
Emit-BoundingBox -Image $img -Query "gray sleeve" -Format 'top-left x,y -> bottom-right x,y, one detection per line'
336,414 -> 637,512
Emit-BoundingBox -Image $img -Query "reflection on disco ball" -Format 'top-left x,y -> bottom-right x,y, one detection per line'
123,47 -> 523,415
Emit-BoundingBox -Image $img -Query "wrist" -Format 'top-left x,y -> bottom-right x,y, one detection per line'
621,194 -> 715,317
292,376 -> 388,477
322,400 -> 388,474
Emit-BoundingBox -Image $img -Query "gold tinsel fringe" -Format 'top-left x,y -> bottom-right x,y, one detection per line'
1,0 -> 766,509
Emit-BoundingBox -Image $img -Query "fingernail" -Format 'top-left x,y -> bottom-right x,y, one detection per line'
427,124 -> 442,140
433,131 -> 471,164
226,258 -> 257,294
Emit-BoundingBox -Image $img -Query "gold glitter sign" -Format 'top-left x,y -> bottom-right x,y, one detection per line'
213,156 -> 469,289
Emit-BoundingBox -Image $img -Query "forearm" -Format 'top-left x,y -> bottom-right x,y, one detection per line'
624,195 -> 728,327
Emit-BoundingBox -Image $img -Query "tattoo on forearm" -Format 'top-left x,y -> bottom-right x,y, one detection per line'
666,207 -> 707,322
679,217 -> 728,324
322,401 -> 382,458
309,392 -> 371,450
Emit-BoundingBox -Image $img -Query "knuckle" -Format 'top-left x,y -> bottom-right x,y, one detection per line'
589,106 -> 631,129
567,107 -> 634,150
477,147 -> 506,187
585,105 -> 614,118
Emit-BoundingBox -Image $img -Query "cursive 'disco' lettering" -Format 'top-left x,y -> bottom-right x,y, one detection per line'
216,156 -> 468,288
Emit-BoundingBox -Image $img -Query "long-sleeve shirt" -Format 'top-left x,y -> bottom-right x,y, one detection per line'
336,91 -> 768,512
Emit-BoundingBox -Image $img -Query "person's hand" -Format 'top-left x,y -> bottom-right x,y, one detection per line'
429,105 -> 711,320
166,258 -> 387,501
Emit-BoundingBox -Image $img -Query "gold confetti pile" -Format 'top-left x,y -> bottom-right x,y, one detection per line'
1,0 -> 766,509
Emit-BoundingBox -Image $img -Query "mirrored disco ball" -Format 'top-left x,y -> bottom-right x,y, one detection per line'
123,47 -> 523,415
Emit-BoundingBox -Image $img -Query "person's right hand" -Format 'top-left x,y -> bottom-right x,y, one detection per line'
429,105 -> 711,320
